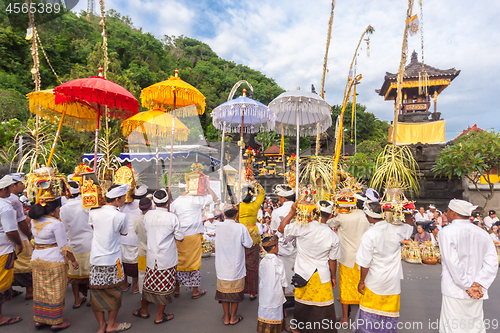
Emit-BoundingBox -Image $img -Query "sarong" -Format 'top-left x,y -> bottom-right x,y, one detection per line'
293,271 -> 336,333
31,259 -> 68,325
439,295 -> 485,333
67,251 -> 90,285
215,277 -> 244,303
138,255 -> 146,294
142,265 -> 176,305
176,234 -> 202,271
339,263 -> 361,305
353,287 -> 400,333
177,270 -> 201,287
257,305 -> 285,333
89,263 -> 124,312
13,240 -> 32,287
123,263 -> 138,278
244,244 -> 260,294
0,252 -> 15,305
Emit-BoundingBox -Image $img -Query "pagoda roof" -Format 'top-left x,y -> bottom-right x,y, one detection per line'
376,51 -> 461,99
263,143 -> 281,155
454,124 -> 484,141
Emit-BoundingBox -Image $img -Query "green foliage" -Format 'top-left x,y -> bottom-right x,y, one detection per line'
432,130 -> 500,209
331,103 -> 390,143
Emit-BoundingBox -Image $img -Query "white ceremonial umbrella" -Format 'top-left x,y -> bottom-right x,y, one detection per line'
269,88 -> 331,195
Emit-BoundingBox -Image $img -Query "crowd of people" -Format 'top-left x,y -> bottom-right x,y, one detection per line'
0,170 -> 499,333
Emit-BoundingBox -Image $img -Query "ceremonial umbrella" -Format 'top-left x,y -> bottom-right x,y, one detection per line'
27,89 -> 97,168
121,109 -> 191,189
140,69 -> 205,192
212,86 -> 275,201
269,88 -> 331,195
54,75 -> 139,170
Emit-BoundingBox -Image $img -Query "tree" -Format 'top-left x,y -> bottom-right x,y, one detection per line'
432,130 -> 500,210
344,140 -> 385,181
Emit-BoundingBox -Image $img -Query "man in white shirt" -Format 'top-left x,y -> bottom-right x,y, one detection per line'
132,189 -> 184,324
60,180 -> 93,308
215,204 -> 253,325
7,173 -> 33,300
483,210 -> 499,230
0,175 -> 23,326
270,184 -> 296,305
353,199 -> 413,333
119,184 -> 148,294
415,206 -> 428,222
278,200 -> 340,333
89,184 -> 131,333
327,196 -> 370,326
439,199 -> 498,333
427,204 -> 442,221
133,197 -> 153,294
171,182 -> 216,299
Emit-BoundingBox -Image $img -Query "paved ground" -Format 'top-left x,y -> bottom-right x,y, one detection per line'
3,258 -> 500,332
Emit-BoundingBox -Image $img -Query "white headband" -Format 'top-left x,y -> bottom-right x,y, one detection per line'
317,200 -> 333,214
429,204 -> 436,209
153,189 -> 169,204
68,181 -> 80,195
274,184 -> 294,197
206,212 -> 214,219
134,184 -> 148,196
0,175 -> 15,189
9,173 -> 24,183
448,199 -> 477,217
363,200 -> 383,219
106,184 -> 130,199
178,182 -> 187,189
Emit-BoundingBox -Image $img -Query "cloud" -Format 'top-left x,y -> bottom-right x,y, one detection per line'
72,0 -> 500,141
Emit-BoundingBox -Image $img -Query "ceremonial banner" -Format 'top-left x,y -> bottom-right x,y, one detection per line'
388,120 -> 445,145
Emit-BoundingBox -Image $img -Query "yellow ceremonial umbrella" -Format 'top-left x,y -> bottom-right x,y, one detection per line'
140,69 -> 206,191
27,89 -> 97,167
121,109 -> 191,189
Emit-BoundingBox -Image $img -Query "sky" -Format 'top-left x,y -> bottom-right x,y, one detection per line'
71,0 -> 500,141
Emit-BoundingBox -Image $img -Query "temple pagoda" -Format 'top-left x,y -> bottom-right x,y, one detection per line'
376,51 -> 460,144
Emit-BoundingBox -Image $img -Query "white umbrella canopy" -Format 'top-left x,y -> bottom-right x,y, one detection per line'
268,88 -> 331,195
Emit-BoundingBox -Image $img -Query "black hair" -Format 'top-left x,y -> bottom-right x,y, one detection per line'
68,181 -> 80,198
224,208 -> 238,219
139,197 -> 152,211
428,226 -> 437,232
132,193 -> 147,200
106,184 -> 124,203
489,210 -> 496,216
28,198 -> 61,220
153,190 -> 168,207
320,211 -> 331,219
241,188 -> 253,204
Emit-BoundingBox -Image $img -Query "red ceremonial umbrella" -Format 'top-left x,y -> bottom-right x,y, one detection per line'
54,75 -> 139,170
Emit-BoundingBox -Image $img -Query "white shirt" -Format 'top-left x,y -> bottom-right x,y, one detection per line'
171,194 -> 214,237
144,207 -> 184,270
484,216 -> 499,229
256,222 -> 263,235
284,221 -> 340,284
356,221 -> 413,295
431,233 -> 439,246
31,217 -> 69,263
259,254 -> 287,308
0,198 -> 17,255
440,219 -> 498,299
8,193 -> 28,241
328,209 -> 370,268
120,200 -> 141,246
133,215 -> 147,258
60,197 -> 93,254
89,205 -> 128,266
215,219 -> 253,281
203,220 -> 216,241
415,212 -> 428,222
427,209 -> 442,221
490,233 -> 499,242
271,201 -> 297,257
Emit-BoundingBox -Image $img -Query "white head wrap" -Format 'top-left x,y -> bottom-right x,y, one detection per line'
316,200 -> 334,214
353,188 -> 380,202
67,174 -> 75,182
274,184 -> 295,198
106,184 -> 131,199
178,182 -> 187,189
429,204 -> 436,209
134,184 -> 148,196
9,173 -> 24,183
68,181 -> 80,195
153,189 -> 169,204
20,195 -> 29,204
0,175 -> 15,189
363,200 -> 383,219
448,199 -> 477,217
206,212 -> 214,219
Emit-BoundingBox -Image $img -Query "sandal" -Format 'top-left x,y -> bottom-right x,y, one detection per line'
123,283 -> 131,292
35,322 -> 49,330
51,321 -> 70,331
154,313 -> 174,324
73,296 -> 87,309
107,322 -> 131,332
132,308 -> 150,319
11,290 -> 23,298
249,295 -> 257,301
230,314 -> 243,325
222,315 -> 229,325
0,317 -> 22,326
174,293 -> 180,298
191,290 -> 207,299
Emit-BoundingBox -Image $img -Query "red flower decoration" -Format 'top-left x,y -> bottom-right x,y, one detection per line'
305,190 -> 309,195
313,190 -> 317,194
127,164 -> 132,168
291,154 -> 296,157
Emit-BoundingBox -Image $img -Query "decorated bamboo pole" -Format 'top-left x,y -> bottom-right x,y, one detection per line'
46,109 -> 67,167
237,88 -> 248,203
100,0 -> 112,177
219,122 -> 226,200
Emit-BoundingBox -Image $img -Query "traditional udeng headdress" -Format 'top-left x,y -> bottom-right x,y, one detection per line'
448,199 -> 477,217
317,200 -> 334,214
273,184 -> 294,198
152,189 -> 169,204
262,235 -> 278,248
106,184 -> 131,199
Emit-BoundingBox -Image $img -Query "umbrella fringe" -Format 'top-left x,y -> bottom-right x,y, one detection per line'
30,106 -> 95,132
141,91 -> 205,115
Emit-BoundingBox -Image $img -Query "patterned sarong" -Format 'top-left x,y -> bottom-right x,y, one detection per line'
215,277 -> 245,303
257,305 -> 285,332
244,244 -> 260,294
352,287 -> 400,333
31,259 -> 68,325
14,240 -> 32,274
89,263 -> 124,312
0,252 -> 15,305
91,285 -> 122,312
177,270 -> 201,287
339,263 -> 361,305
142,265 -> 176,305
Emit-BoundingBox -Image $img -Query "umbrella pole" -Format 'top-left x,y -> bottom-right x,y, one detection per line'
296,111 -> 300,198
46,108 -> 67,167
220,122 -> 226,201
167,95 -> 176,210
156,135 -> 159,190
238,110 -> 245,203
94,105 -> 101,171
